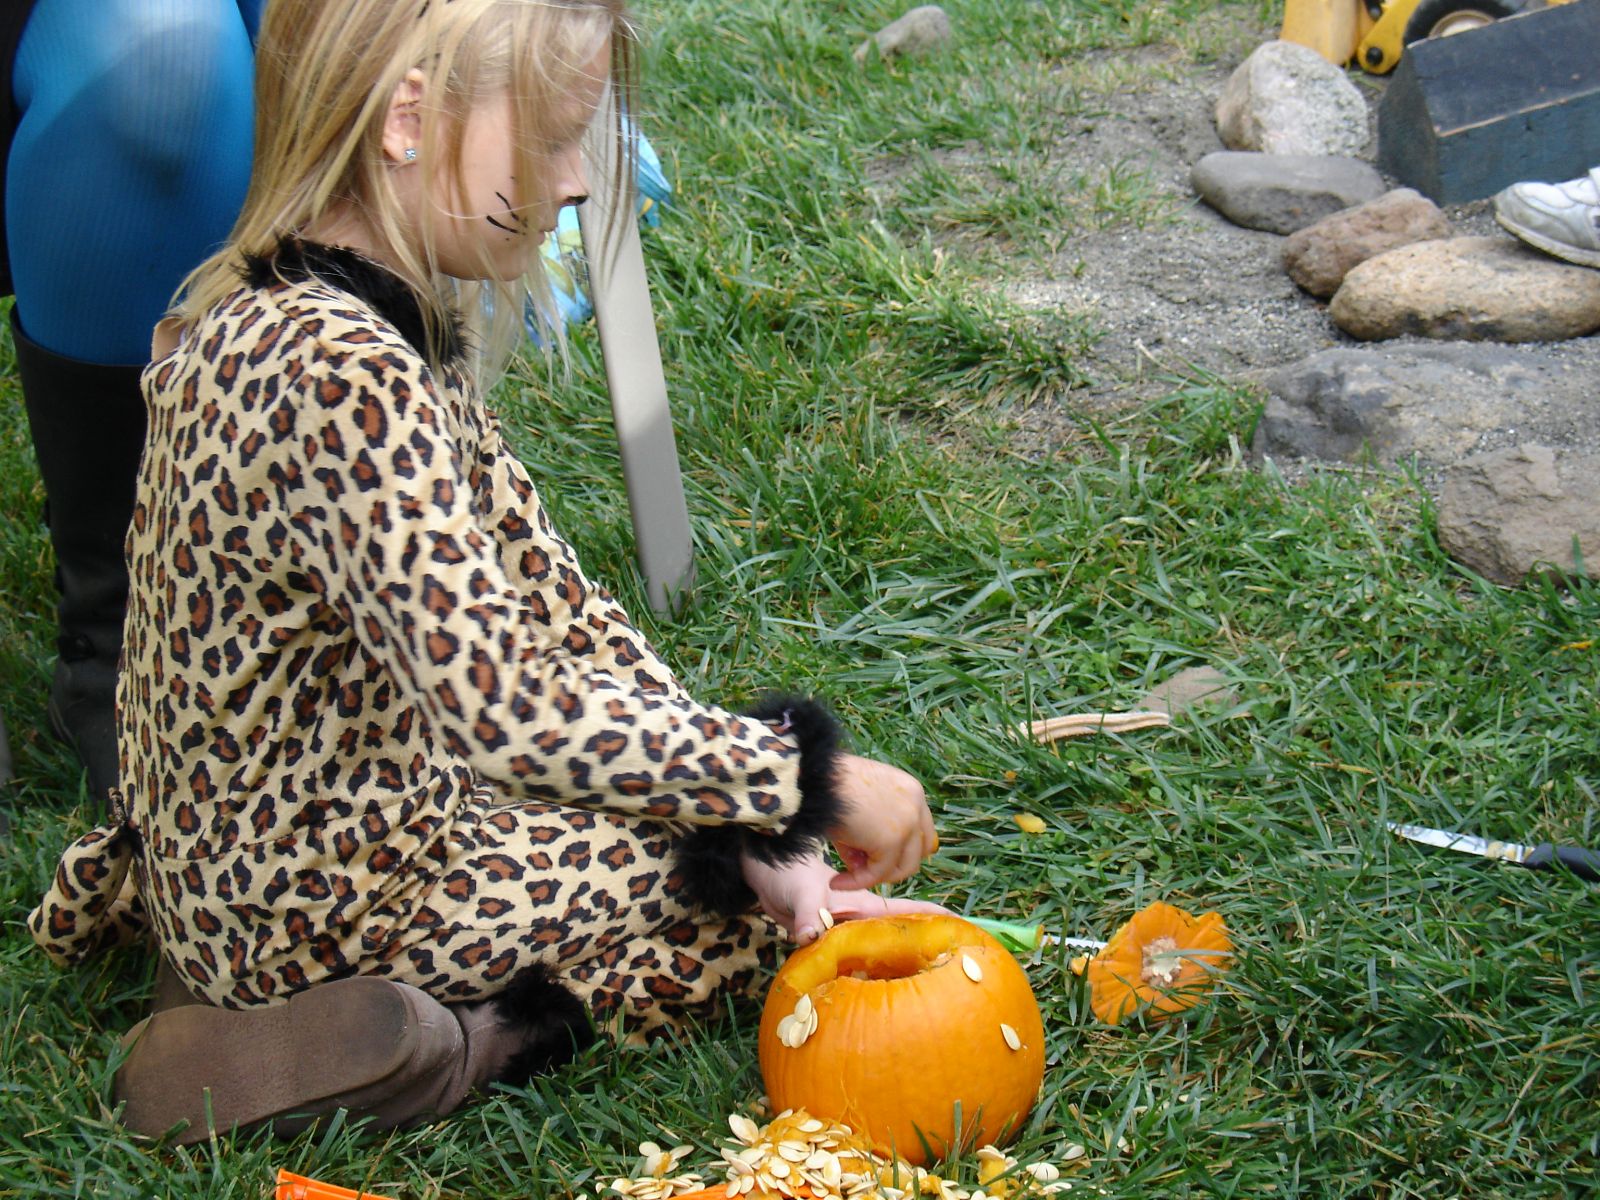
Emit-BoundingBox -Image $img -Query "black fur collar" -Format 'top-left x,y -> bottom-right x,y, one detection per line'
242,238 -> 467,366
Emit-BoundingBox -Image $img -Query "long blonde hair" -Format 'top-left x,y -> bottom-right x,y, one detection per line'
176,0 -> 637,378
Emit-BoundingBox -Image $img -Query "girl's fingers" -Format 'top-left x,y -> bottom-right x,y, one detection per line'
880,896 -> 951,918
791,876 -> 832,945
837,845 -> 870,875
829,861 -> 881,892
832,833 -> 923,890
820,890 -> 887,920
822,890 -> 950,922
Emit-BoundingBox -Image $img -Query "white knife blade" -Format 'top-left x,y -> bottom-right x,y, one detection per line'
1386,821 -> 1533,864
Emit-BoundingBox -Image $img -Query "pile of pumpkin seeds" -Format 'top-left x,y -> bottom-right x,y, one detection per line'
605,1109 -> 1087,1200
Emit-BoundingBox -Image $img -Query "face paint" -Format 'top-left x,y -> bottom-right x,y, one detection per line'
485,192 -> 530,237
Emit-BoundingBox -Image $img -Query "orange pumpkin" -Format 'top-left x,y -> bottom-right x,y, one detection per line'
758,913 -> 1046,1166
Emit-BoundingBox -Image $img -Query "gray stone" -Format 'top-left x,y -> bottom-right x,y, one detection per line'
1437,445 -> 1600,585
1253,343 -> 1597,470
1191,151 -> 1387,234
1135,666 -> 1239,717
1282,188 -> 1452,299
1216,39 -> 1369,157
854,5 -> 952,65
1330,236 -> 1600,342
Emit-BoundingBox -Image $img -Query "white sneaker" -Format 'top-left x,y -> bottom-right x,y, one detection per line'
1493,167 -> 1600,268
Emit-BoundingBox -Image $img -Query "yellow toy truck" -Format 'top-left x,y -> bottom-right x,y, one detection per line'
1281,0 -> 1570,73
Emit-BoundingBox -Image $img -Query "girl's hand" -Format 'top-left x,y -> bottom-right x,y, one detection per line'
742,850 -> 948,945
827,753 -> 939,891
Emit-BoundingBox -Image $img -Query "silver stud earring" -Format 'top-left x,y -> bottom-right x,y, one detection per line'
403,147 -> 418,162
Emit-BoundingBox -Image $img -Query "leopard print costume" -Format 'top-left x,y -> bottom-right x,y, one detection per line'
30,241 -> 843,1038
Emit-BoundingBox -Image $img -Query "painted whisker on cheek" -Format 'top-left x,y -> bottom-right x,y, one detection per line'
485,191 -> 530,236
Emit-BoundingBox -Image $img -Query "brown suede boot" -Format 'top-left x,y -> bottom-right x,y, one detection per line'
114,964 -> 593,1144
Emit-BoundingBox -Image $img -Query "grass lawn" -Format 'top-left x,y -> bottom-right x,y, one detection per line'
2,1 -> 1597,1196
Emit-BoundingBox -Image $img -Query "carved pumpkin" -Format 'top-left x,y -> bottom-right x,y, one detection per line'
758,913 -> 1046,1166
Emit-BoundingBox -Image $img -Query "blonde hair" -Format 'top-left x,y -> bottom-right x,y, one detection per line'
176,0 -> 637,378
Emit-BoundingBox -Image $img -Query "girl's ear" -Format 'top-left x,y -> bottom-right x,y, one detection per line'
382,68 -> 427,165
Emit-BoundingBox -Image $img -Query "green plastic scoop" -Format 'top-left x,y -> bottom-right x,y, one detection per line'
967,916 -> 1107,956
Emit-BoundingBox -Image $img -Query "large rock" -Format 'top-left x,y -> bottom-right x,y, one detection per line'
1282,188 -> 1452,298
1330,236 -> 1600,342
1216,39 -> 1370,157
1254,344 -> 1596,468
855,5 -> 952,64
1437,445 -> 1600,585
1192,152 -> 1386,235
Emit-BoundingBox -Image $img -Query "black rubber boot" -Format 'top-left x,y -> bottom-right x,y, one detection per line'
10,310 -> 146,811
114,965 -> 595,1144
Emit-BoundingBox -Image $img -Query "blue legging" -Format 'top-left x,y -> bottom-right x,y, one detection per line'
9,0 -> 265,364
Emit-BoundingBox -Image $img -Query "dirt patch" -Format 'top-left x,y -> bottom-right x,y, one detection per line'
934,18 -> 1600,454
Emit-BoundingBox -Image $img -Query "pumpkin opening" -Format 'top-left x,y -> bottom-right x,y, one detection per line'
775,914 -> 967,996
831,950 -> 929,981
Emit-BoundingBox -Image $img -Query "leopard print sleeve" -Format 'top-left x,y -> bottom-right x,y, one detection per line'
475,408 -> 688,705
284,320 -> 837,855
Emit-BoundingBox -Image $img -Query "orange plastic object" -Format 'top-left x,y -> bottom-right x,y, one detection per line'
275,1168 -> 399,1200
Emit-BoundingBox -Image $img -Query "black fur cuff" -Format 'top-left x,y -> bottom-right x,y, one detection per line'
674,695 -> 849,916
489,963 -> 596,1083
739,695 -> 847,865
675,824 -> 758,915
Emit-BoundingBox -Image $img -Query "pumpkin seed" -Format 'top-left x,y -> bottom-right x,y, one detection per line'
729,1114 -> 761,1144
1062,1143 -> 1086,1162
819,907 -> 835,929
795,993 -> 814,1022
961,954 -> 984,983
1026,1163 -> 1061,1182
778,1141 -> 809,1163
1000,1022 -> 1022,1051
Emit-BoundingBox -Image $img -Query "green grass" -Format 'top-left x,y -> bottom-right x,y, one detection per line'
3,1 -> 1598,1196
